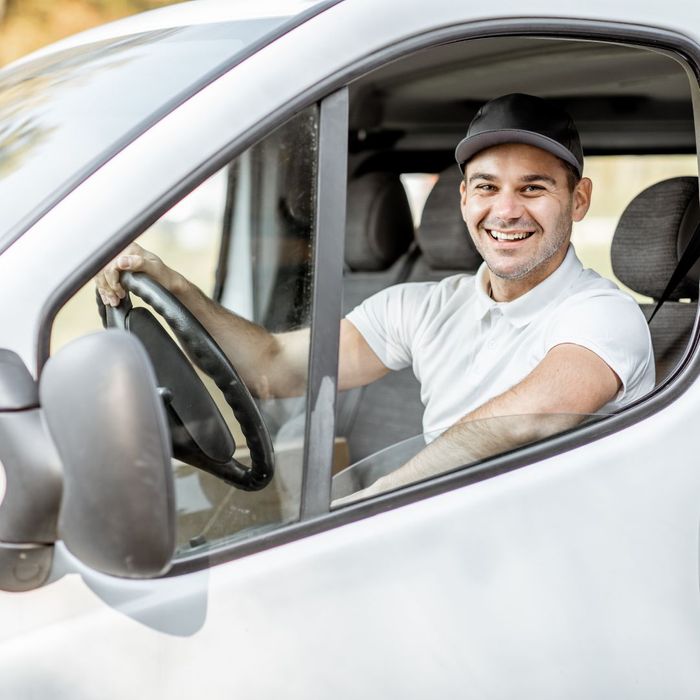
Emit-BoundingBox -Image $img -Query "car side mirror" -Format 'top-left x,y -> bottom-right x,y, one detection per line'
0,350 -> 62,591
40,330 -> 176,578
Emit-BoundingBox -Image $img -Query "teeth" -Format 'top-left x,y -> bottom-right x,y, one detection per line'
489,230 -> 532,241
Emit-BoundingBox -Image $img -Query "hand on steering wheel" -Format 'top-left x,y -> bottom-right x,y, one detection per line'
95,247 -> 274,491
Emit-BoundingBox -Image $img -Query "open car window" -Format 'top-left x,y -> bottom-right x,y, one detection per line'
332,35 -> 699,505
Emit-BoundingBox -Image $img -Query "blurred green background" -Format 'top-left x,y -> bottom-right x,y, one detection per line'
0,0 -> 184,66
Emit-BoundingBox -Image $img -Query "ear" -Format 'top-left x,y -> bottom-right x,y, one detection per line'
572,177 -> 592,222
459,178 -> 468,221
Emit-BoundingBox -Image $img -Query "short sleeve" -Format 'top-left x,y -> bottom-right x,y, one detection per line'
345,282 -> 435,370
544,290 -> 655,402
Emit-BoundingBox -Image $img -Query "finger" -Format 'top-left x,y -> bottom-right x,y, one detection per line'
95,286 -> 109,307
116,253 -> 144,272
103,263 -> 125,300
94,270 -> 113,306
122,241 -> 145,257
117,252 -> 170,290
95,243 -> 149,307
94,275 -> 120,306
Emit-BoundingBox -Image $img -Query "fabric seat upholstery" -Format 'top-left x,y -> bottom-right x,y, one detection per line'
611,176 -> 699,384
339,172 -> 418,461
408,166 -> 482,283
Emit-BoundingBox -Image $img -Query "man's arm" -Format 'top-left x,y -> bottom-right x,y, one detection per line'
96,243 -> 388,398
338,318 -> 390,390
335,343 -> 620,503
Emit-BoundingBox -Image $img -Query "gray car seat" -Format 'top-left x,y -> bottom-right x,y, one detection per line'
339,172 -> 419,461
340,166 -> 482,463
611,176 -> 699,384
408,166 -> 482,282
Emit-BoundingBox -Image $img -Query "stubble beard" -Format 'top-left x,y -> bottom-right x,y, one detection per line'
471,205 -> 573,281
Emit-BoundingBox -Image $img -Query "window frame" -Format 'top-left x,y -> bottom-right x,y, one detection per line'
29,17 -> 700,577
170,20 -> 700,576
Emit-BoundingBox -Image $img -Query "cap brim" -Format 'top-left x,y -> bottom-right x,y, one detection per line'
455,129 -> 582,176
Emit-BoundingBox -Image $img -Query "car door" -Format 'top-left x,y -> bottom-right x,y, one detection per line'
0,12 -> 351,697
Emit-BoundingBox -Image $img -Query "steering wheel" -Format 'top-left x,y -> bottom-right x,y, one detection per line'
98,271 -> 274,491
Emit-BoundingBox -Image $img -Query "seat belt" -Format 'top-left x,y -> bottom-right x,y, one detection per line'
648,221 -> 700,323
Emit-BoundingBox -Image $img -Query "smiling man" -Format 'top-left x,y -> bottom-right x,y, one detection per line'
338,93 -> 656,498
97,93 -> 656,501
458,93 -> 591,300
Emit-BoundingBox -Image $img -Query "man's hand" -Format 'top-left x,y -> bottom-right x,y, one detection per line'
94,242 -> 184,307
94,241 -> 315,399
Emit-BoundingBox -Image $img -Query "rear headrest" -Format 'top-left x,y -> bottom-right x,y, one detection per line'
345,172 -> 414,271
611,176 -> 700,300
416,166 -> 482,271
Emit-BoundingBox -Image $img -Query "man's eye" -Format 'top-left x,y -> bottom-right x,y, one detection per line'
523,184 -> 545,193
475,184 -> 496,191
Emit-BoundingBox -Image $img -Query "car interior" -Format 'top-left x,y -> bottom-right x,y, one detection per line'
335,35 -> 700,465
49,32 -> 700,552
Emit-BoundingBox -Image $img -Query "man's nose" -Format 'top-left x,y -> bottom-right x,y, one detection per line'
491,191 -> 524,220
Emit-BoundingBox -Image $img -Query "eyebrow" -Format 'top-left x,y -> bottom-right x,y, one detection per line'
521,173 -> 557,186
467,172 -> 557,186
468,172 -> 496,184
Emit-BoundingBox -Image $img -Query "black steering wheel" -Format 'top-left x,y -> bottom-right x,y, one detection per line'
98,271 -> 274,491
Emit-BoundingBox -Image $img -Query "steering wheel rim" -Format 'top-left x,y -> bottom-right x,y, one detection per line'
98,271 -> 274,491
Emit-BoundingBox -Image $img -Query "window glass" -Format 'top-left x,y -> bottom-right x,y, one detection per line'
0,19 -> 286,248
51,106 -> 318,556
335,35 -> 698,505
332,413 -> 605,506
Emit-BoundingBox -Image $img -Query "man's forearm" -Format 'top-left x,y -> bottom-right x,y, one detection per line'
338,411 -> 581,504
166,271 -> 310,399
97,244 -> 309,398
386,412 -> 579,487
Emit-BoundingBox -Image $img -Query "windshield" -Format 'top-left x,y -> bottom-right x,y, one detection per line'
0,16 -> 303,249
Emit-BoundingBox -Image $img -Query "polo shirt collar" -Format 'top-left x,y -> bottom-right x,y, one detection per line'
474,245 -> 582,327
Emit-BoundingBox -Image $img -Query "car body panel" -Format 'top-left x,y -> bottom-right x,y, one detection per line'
1,403 -> 700,697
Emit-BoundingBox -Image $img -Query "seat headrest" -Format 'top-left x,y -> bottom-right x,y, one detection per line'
416,166 -> 482,271
611,176 -> 700,300
345,172 -> 414,271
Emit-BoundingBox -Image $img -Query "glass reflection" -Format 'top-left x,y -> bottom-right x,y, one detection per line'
0,19 -> 282,246
0,33 -> 173,181
332,412 -> 607,504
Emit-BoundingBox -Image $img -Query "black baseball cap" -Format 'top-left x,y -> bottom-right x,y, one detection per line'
454,93 -> 584,177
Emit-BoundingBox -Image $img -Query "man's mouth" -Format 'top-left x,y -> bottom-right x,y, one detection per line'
487,229 -> 535,241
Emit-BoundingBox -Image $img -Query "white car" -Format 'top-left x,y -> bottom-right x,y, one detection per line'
1,0 -> 699,697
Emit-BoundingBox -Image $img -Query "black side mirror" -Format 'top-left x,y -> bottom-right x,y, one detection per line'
0,350 -> 62,591
40,330 -> 175,578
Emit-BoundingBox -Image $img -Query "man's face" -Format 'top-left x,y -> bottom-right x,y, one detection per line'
460,143 -> 592,298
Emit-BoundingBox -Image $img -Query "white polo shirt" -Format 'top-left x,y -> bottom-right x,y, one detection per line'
346,245 -> 655,437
